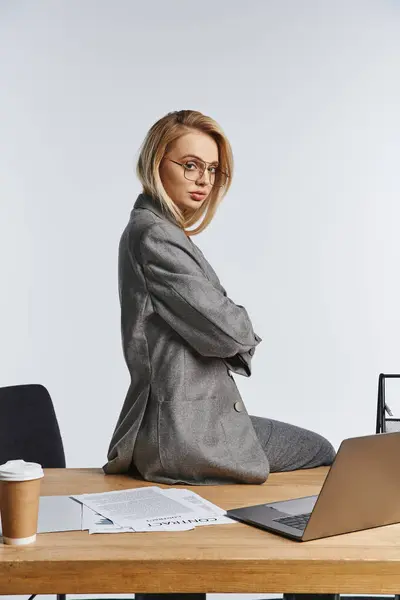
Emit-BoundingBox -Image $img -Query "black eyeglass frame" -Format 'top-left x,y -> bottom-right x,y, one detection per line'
166,158 -> 229,188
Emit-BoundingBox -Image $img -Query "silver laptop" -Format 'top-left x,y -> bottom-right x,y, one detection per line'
227,432 -> 400,541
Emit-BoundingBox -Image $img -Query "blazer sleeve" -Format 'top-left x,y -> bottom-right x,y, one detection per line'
212,280 -> 262,377
139,223 -> 261,358
223,332 -> 262,377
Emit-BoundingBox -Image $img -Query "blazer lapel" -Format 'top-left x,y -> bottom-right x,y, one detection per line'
133,192 -> 223,290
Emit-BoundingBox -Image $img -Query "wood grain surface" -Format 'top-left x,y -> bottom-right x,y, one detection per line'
1,468 -> 399,594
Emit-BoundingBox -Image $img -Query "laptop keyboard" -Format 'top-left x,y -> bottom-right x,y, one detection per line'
273,512 -> 311,531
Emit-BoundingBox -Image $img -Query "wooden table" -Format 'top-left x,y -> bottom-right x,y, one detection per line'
1,467 -> 400,595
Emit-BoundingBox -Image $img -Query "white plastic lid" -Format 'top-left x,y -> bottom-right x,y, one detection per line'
0,459 -> 44,482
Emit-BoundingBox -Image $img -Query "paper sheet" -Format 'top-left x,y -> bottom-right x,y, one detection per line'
156,488 -> 235,527
72,486 -> 197,531
74,487 -> 235,533
82,503 -> 194,533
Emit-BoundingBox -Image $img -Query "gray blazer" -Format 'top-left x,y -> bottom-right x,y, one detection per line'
103,193 -> 270,485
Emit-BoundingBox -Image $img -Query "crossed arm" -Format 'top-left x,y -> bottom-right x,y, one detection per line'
139,223 -> 262,376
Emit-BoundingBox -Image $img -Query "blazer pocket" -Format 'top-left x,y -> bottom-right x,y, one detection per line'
157,397 -> 231,481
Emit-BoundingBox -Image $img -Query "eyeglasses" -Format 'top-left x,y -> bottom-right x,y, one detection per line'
166,157 -> 229,187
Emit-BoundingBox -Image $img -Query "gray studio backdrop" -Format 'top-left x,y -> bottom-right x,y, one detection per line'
1,1 -> 400,598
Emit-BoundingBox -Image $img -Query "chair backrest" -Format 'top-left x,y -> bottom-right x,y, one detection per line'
0,384 -> 66,468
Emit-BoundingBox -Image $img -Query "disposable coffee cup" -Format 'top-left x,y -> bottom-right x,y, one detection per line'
0,459 -> 44,546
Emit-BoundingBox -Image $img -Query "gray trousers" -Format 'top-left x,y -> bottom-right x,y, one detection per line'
135,419 -> 337,600
249,415 -> 336,471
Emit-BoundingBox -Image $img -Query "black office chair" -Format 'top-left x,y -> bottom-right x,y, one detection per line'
0,383 -> 66,468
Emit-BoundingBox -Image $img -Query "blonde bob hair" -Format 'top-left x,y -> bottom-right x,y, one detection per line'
136,110 -> 234,236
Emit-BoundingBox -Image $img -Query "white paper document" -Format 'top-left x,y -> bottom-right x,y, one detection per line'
73,486 -> 236,534
82,503 -> 194,534
73,486 -> 194,527
159,488 -> 235,527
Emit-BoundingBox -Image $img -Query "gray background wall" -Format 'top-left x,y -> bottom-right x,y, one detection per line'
1,1 -> 399,599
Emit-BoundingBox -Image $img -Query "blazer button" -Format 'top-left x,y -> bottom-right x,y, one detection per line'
234,401 -> 244,412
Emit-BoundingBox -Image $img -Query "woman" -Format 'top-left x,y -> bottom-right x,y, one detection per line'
103,109 -> 335,485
